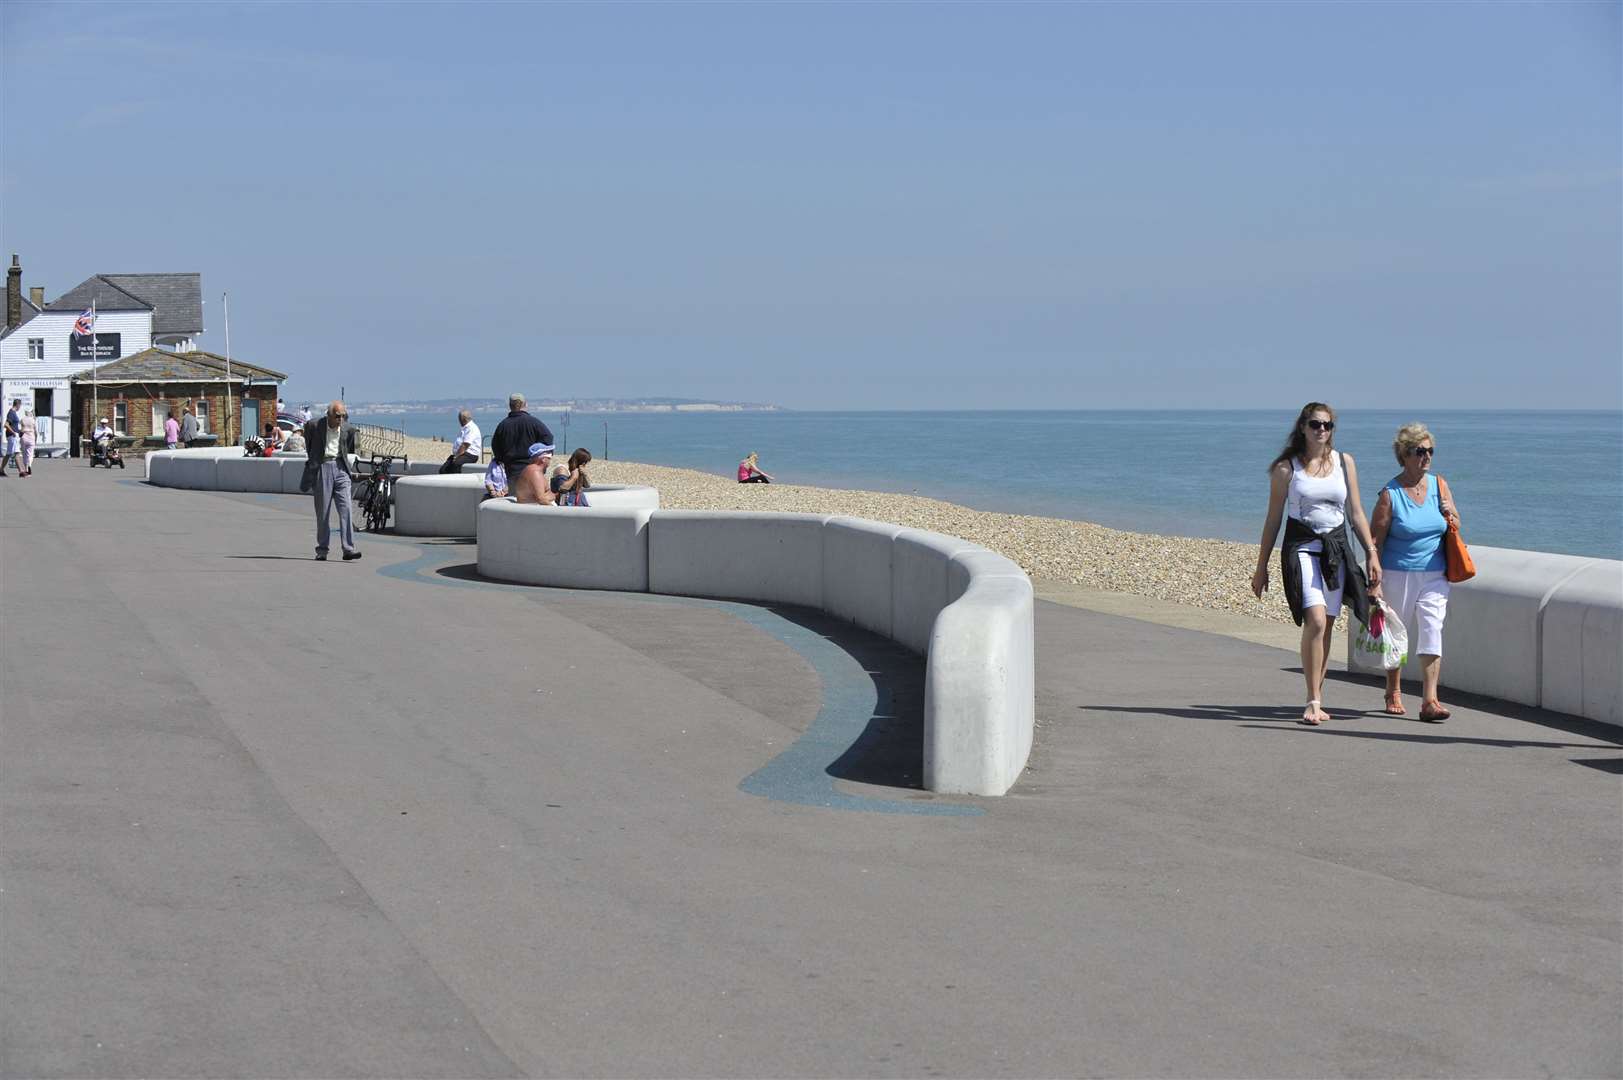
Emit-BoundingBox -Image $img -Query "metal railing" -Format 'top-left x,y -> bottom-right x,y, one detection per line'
352,422 -> 406,460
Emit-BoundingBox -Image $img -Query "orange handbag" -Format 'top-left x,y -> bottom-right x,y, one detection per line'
1444,515 -> 1476,583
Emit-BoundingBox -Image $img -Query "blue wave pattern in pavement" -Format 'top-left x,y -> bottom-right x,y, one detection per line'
373,538 -> 981,817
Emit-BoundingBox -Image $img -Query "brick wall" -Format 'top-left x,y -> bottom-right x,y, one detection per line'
72,383 -> 280,455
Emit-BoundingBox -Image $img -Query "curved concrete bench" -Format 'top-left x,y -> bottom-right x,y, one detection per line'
475,503 -> 1035,795
147,448 -> 453,494
1347,545 -> 1622,726
394,475 -> 659,537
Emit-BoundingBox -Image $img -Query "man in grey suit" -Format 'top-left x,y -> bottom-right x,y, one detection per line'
301,401 -> 362,562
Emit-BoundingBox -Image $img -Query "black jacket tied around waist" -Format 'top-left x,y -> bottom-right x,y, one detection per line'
1281,515 -> 1370,628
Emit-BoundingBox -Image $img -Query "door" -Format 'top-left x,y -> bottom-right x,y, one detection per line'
241,398 -> 259,446
33,389 -> 51,446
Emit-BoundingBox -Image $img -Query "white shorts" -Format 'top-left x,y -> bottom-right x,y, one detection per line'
1296,549 -> 1343,619
1382,569 -> 1450,657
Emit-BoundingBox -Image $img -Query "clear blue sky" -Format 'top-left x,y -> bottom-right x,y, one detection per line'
3,1 -> 1618,410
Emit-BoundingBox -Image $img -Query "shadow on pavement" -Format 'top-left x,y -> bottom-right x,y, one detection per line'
760,605 -> 928,791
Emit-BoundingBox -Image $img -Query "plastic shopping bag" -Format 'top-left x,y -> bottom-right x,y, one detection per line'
1351,599 -> 1409,672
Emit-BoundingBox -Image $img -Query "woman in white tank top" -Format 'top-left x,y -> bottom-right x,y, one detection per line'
1251,403 -> 1382,725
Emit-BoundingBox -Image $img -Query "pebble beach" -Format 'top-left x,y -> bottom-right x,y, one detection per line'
406,434 -> 1309,627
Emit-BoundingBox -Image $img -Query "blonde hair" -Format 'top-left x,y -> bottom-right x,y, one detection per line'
744,451 -> 758,466
1393,423 -> 1434,465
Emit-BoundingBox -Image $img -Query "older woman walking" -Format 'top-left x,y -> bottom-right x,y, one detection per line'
17,407 -> 36,476
1251,402 -> 1381,725
1370,423 -> 1459,722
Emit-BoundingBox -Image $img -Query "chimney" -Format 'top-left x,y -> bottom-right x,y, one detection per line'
29,286 -> 43,310
5,255 -> 19,330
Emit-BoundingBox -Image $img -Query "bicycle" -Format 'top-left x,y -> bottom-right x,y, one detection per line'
355,454 -> 405,532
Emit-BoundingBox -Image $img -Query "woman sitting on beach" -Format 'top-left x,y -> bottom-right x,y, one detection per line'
553,448 -> 592,506
1369,423 -> 1459,722
738,452 -> 773,484
1251,402 -> 1381,725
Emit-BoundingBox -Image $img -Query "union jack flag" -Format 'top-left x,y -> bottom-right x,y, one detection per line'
73,308 -> 95,336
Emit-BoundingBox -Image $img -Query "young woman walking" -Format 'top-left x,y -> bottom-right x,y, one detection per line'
1251,403 -> 1381,724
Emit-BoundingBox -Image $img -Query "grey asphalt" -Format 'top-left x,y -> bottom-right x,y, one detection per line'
2,461 -> 1619,1079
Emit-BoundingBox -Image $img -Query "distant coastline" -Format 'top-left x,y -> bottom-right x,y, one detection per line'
349,396 -> 782,415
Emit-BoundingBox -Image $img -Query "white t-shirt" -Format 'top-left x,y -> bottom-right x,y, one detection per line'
456,421 -> 482,457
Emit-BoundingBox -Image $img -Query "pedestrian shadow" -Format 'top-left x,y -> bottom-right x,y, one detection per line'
223,554 -> 318,561
1078,703 -> 1344,724
1302,665 -> 1623,746
1236,724 -> 1613,751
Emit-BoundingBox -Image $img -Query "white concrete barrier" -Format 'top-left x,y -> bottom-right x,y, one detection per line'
648,510 -> 830,610
477,501 -> 654,592
215,456 -> 291,493
481,506 -> 1037,795
891,528 -> 978,654
823,517 -> 902,640
1348,545 -> 1622,726
926,573 -> 1036,795
394,475 -> 489,536
1541,561 -> 1623,725
396,476 -> 660,537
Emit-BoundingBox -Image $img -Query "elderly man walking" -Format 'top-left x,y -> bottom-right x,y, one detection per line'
300,401 -> 362,562
490,393 -> 554,486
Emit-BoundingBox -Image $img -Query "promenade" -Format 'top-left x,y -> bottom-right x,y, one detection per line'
2,462 -> 1619,1078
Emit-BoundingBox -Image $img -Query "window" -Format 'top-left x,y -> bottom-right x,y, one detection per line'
195,399 -> 210,432
27,338 -> 44,360
113,402 -> 127,435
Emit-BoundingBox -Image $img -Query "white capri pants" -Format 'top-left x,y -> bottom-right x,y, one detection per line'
1382,569 -> 1450,657
1296,547 -> 1343,619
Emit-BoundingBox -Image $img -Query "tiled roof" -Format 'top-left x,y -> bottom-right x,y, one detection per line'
46,273 -> 203,336
103,274 -> 203,336
69,347 -> 285,383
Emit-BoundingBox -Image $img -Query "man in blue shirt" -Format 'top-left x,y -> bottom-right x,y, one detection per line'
1,399 -> 21,476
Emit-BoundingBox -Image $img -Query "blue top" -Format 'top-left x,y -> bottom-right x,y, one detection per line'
1382,474 -> 1447,572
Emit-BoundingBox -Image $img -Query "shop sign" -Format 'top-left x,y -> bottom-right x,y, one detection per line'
69,333 -> 121,360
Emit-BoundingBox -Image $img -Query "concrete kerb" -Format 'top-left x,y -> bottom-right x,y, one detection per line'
396,477 -> 660,538
1542,560 -> 1623,724
477,501 -> 655,592
481,507 -> 1037,795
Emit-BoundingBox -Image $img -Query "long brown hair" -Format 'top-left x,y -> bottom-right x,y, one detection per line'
1269,402 -> 1336,471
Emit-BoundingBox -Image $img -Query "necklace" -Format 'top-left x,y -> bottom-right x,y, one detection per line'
1403,473 -> 1429,503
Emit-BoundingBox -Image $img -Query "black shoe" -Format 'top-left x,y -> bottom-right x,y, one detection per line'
342,550 -> 362,561
315,552 -> 328,561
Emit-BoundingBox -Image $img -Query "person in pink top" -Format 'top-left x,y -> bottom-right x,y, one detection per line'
738,451 -> 773,484
163,410 -> 180,449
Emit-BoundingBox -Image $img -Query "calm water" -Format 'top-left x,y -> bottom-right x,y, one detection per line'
351,409 -> 1623,559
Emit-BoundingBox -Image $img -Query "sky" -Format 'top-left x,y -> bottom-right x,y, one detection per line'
2,1 -> 1619,410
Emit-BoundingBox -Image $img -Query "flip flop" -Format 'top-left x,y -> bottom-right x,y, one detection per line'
1384,692 -> 1406,716
1418,702 -> 1451,723
1300,700 -> 1325,726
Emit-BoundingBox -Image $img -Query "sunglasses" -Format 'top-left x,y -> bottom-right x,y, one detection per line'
1409,446 -> 1434,458
1306,419 -> 1335,432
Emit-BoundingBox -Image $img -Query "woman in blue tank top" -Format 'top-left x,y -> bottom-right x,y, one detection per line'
1370,423 -> 1462,722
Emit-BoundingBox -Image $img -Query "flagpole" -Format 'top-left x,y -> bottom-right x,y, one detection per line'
223,292 -> 232,446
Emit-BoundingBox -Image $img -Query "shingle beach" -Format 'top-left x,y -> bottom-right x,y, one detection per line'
407,434 -> 1309,627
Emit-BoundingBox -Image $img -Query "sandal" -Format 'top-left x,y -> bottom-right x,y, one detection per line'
1418,701 -> 1450,723
1300,700 -> 1325,726
1383,691 -> 1406,716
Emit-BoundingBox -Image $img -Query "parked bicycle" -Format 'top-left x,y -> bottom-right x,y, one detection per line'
354,454 -> 405,532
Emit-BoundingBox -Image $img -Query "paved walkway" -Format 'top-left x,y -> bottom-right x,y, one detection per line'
3,462 -> 1619,1078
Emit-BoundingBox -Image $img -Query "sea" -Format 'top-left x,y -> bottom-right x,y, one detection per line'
348,409 -> 1623,560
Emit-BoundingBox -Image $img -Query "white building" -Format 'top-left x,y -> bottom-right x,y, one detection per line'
1,256 -> 202,454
